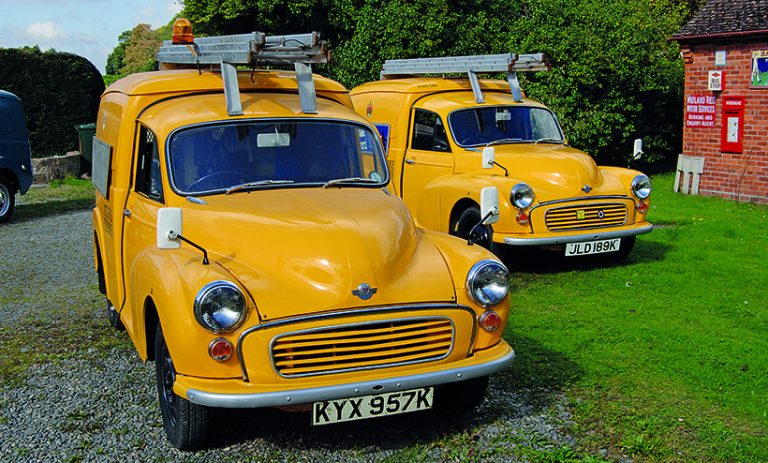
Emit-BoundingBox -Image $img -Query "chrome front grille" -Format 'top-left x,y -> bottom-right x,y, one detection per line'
545,203 -> 627,232
271,317 -> 454,378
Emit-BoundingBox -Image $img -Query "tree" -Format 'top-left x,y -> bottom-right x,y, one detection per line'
104,23 -> 173,81
174,0 -> 687,165
0,47 -> 104,157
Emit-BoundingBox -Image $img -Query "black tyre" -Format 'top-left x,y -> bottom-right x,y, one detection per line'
612,236 -> 636,260
436,376 -> 489,411
0,175 -> 16,224
155,324 -> 209,450
452,206 -> 492,249
105,300 -> 124,330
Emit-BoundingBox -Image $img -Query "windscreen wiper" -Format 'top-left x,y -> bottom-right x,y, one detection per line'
534,137 -> 564,145
486,138 -> 524,146
322,177 -> 381,188
226,180 -> 294,194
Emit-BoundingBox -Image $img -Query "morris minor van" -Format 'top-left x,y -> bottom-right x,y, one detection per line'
92,25 -> 514,449
350,54 -> 653,259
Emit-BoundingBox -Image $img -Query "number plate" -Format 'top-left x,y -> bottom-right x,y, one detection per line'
565,238 -> 621,256
312,387 -> 434,426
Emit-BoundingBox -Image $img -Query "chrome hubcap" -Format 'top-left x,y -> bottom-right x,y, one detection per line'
0,184 -> 9,216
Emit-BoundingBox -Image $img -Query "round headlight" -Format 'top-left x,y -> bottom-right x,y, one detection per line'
631,175 -> 652,199
466,260 -> 510,307
510,183 -> 535,209
194,280 -> 246,333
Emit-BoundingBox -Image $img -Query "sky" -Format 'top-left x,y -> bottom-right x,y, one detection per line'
0,0 -> 183,73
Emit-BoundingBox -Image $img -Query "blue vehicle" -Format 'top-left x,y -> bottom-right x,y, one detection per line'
0,90 -> 33,223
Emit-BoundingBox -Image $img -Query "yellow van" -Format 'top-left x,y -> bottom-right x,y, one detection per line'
351,54 -> 653,258
92,23 -> 513,449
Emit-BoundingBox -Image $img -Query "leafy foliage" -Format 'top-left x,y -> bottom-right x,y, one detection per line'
0,46 -> 104,158
104,23 -> 172,82
170,0 -> 688,165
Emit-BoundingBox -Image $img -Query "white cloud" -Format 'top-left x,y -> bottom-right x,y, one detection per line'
166,0 -> 182,17
26,20 -> 66,40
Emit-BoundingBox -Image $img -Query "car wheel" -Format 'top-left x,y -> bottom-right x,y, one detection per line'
106,300 -> 124,330
453,206 -> 493,249
612,236 -> 636,259
155,324 -> 209,450
437,376 -> 489,411
0,175 -> 16,224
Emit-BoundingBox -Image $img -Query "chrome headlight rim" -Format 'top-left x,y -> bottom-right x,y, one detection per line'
466,259 -> 510,308
194,280 -> 247,334
510,183 -> 535,209
631,175 -> 652,200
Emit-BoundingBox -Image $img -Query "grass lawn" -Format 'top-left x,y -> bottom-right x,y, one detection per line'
506,172 -> 768,461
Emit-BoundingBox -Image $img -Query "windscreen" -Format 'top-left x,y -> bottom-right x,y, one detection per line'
449,106 -> 563,147
168,120 -> 387,194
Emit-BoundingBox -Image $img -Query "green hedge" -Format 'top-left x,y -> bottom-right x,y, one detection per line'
0,47 -> 104,158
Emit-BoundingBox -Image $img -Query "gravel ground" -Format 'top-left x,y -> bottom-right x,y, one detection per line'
0,210 -> 579,462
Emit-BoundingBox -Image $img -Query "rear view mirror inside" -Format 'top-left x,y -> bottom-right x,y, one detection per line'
257,133 -> 290,147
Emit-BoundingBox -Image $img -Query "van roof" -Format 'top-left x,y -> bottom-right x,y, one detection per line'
105,69 -> 348,97
350,77 -> 511,96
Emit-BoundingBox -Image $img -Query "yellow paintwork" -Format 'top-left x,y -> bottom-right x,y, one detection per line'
350,78 -> 652,245
93,68 -> 510,397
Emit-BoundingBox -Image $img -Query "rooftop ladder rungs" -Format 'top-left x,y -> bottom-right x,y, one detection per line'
156,31 -> 329,115
380,53 -> 549,104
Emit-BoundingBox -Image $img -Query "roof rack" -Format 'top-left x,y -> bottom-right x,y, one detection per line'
157,32 -> 329,115
380,53 -> 549,103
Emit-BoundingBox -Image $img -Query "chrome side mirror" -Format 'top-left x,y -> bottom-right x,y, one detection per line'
157,207 -> 182,249
480,186 -> 499,225
482,146 -> 495,169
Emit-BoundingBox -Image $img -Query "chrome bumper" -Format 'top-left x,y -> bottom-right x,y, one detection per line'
503,223 -> 653,246
186,348 -> 514,409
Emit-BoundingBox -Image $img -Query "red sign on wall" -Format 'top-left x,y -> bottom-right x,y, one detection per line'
686,94 -> 716,128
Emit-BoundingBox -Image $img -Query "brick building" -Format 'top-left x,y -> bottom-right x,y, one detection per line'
671,0 -> 768,204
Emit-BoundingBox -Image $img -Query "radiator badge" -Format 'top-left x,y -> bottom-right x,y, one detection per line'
582,185 -> 592,193
353,283 -> 377,300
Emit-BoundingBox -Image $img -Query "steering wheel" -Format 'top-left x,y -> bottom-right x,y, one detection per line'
461,135 -> 491,146
186,171 -> 246,192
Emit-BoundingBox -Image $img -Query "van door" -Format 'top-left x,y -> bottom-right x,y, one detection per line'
401,108 -> 454,229
120,124 -> 165,336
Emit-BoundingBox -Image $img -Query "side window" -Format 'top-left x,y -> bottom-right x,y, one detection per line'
135,126 -> 164,202
411,109 -> 451,152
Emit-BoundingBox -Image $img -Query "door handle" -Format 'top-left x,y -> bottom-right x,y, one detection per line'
123,209 -> 132,218
405,159 -> 416,165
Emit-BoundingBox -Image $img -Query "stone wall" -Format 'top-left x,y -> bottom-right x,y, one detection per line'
31,151 -> 81,184
680,39 -> 768,204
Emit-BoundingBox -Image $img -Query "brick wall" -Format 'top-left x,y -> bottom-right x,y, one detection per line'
680,39 -> 768,204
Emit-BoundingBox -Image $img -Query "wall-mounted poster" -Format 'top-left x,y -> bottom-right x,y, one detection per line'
751,51 -> 768,87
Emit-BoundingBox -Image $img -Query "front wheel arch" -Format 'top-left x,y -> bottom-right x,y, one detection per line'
145,298 -> 160,362
449,198 -> 480,234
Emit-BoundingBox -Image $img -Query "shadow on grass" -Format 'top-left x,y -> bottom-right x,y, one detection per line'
202,334 -> 581,451
13,199 -> 94,223
498,238 -> 673,274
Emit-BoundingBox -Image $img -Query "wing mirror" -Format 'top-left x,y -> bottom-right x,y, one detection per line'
467,186 -> 499,246
482,146 -> 495,169
157,207 -> 182,249
157,207 -> 209,264
480,186 -> 499,225
633,138 -> 643,161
